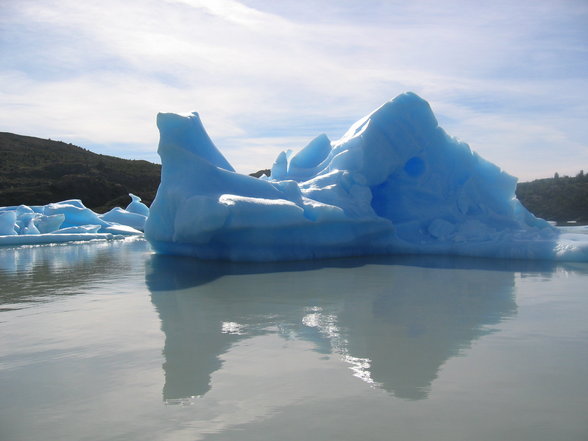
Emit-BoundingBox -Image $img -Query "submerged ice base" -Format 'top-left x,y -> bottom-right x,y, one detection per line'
145,93 -> 588,262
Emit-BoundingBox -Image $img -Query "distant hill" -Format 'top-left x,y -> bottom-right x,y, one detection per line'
516,172 -> 588,223
0,132 -> 161,213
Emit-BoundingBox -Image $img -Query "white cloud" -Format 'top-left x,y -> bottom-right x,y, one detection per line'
1,0 -> 586,179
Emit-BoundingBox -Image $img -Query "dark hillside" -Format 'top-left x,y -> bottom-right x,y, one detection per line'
516,172 -> 588,223
0,132 -> 161,213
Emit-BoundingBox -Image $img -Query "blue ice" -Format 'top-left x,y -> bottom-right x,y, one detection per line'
0,195 -> 147,246
145,92 -> 588,262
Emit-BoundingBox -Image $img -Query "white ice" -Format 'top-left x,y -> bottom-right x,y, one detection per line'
145,92 -> 588,262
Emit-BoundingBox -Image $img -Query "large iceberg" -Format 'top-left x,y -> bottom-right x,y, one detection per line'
145,92 -> 588,262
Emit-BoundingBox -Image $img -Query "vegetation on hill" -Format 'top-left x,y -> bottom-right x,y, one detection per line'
0,132 -> 161,213
516,171 -> 588,223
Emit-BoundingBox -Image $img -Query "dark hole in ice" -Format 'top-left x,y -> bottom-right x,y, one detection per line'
403,157 -> 425,177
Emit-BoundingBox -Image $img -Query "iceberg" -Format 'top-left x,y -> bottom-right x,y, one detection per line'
0,195 -> 146,247
145,92 -> 588,262
125,193 -> 150,217
100,207 -> 147,232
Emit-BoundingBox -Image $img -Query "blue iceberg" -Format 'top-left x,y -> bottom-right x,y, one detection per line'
0,195 -> 147,246
145,92 -> 588,262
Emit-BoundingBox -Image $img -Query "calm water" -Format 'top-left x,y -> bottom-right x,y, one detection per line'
0,239 -> 587,441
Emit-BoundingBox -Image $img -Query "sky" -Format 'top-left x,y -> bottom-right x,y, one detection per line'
1,0 -> 587,181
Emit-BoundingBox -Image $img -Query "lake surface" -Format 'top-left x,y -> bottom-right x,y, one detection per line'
1,238 -> 587,441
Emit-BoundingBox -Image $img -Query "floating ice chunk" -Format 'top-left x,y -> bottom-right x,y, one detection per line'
34,214 -> 65,234
21,219 -> 40,235
44,200 -> 110,229
0,211 -> 17,235
555,232 -> 588,260
144,92 -> 588,261
15,205 -> 37,231
0,196 -> 143,246
16,204 -> 34,215
126,193 -> 150,217
100,207 -> 147,232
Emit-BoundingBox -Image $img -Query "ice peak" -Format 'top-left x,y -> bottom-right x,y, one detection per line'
156,111 -> 235,172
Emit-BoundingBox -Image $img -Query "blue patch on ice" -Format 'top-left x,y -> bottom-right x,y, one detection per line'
145,92 -> 588,262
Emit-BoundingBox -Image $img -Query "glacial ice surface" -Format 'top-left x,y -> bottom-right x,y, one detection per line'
145,92 -> 588,262
0,195 -> 147,246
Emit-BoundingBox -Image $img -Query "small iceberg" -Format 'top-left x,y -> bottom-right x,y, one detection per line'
0,194 -> 148,247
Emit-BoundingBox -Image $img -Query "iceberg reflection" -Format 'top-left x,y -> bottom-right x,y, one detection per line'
0,238 -> 148,308
145,255 -> 555,401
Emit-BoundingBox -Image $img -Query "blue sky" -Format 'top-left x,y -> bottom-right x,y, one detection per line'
1,0 -> 587,180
